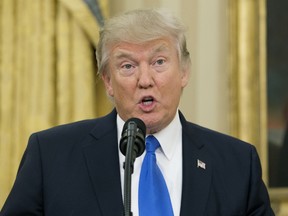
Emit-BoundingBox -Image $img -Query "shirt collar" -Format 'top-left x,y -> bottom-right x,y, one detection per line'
152,112 -> 182,160
117,111 -> 182,161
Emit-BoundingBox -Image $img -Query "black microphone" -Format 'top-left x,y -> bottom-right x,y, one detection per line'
119,118 -> 146,216
120,117 -> 146,161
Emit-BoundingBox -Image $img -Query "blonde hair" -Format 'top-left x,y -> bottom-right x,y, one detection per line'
96,9 -> 191,75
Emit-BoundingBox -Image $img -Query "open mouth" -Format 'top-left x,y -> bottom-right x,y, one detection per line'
141,96 -> 154,106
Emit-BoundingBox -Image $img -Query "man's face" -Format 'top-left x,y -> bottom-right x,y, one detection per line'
102,38 -> 189,134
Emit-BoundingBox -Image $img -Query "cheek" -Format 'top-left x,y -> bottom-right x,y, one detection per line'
108,77 -> 133,99
159,76 -> 181,99
164,74 -> 185,99
166,73 -> 183,88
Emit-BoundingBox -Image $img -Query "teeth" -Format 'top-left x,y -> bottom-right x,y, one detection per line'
142,97 -> 153,105
143,100 -> 153,105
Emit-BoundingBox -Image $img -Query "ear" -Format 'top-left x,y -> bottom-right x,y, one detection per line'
102,72 -> 114,97
180,66 -> 190,88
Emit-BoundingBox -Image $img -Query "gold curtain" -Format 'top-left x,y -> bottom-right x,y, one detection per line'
0,0 -> 111,208
228,0 -> 288,214
228,0 -> 267,184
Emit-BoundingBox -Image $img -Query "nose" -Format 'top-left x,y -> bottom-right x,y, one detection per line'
137,64 -> 154,89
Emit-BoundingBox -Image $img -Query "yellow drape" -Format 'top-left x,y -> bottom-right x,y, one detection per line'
0,0 -> 111,208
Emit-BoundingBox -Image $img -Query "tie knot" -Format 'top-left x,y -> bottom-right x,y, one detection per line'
145,135 -> 160,153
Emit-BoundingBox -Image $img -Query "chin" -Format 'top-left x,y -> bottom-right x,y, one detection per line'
142,119 -> 161,134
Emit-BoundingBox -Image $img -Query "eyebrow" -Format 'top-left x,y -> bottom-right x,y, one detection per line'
114,51 -> 133,60
152,44 -> 170,53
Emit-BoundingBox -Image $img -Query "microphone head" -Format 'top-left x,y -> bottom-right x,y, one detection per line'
122,118 -> 146,136
120,118 -> 146,157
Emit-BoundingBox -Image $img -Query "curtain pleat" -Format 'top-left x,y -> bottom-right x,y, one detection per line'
70,19 -> 97,121
57,1 -> 97,123
40,0 -> 57,128
28,0 -> 43,131
56,3 -> 73,123
0,0 -> 16,205
98,0 -> 109,19
0,0 -> 111,208
60,0 -> 101,47
13,0 -> 28,180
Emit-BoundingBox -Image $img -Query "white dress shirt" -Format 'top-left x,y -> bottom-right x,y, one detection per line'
117,112 -> 183,216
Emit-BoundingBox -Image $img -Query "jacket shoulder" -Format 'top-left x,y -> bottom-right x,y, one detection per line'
31,110 -> 117,148
183,118 -> 254,154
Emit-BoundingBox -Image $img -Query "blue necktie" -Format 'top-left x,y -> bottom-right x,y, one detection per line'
139,135 -> 174,216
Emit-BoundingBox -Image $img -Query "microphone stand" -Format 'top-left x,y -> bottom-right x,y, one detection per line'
123,122 -> 137,216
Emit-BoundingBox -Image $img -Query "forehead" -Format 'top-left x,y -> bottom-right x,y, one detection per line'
110,38 -> 176,59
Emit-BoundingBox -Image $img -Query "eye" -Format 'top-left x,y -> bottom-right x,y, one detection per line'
155,59 -> 165,65
122,64 -> 133,69
119,63 -> 136,76
152,58 -> 168,72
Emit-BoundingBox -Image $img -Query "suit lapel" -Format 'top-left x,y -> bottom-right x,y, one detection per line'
179,112 -> 212,215
82,110 -> 124,215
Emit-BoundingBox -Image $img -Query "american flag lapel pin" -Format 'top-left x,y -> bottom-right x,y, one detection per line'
197,159 -> 206,170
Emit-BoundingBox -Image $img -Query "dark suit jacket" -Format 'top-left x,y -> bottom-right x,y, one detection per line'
0,110 -> 274,216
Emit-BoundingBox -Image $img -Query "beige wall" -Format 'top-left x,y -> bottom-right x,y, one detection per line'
109,0 -> 229,134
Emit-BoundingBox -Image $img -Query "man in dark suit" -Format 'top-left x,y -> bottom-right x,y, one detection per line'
1,9 -> 274,215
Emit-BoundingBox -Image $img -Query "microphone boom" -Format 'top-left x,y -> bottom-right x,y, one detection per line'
119,118 -> 146,216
